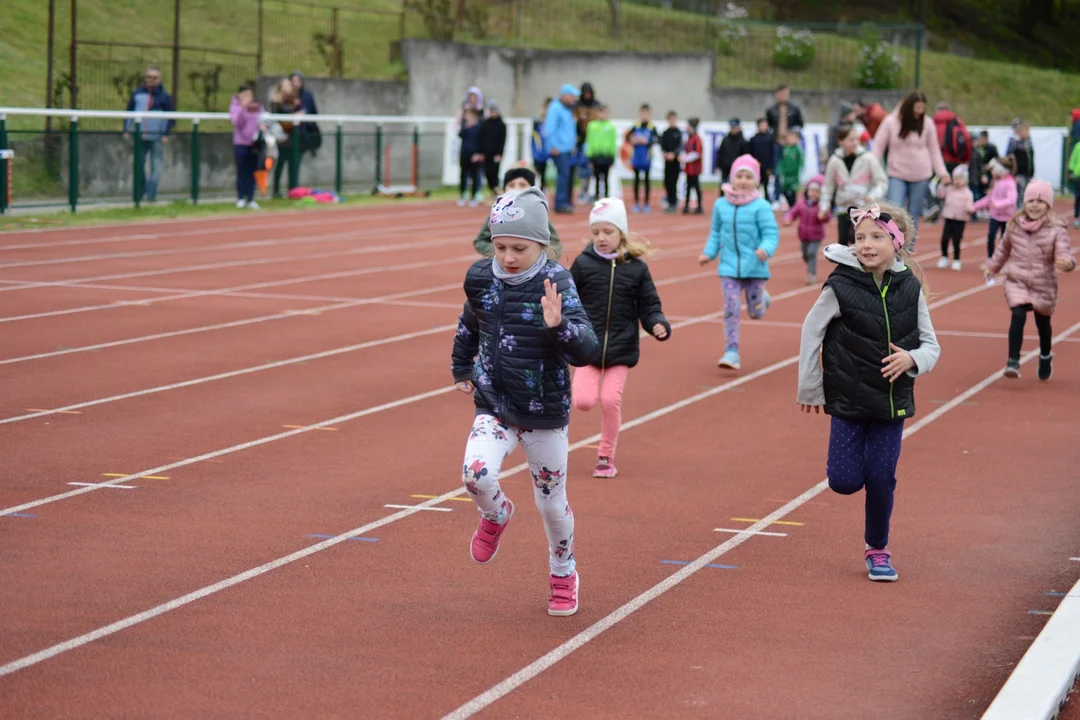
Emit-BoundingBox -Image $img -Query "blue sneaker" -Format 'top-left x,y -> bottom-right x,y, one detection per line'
865,549 -> 898,582
643,205 -> 652,214
717,349 -> 741,370
633,204 -> 641,213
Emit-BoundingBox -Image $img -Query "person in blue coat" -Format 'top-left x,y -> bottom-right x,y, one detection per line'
698,154 -> 780,370
543,84 -> 581,214
122,65 -> 174,203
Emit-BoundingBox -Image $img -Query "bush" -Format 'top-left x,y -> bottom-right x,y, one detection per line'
856,41 -> 903,89
773,26 -> 816,71
717,20 -> 748,56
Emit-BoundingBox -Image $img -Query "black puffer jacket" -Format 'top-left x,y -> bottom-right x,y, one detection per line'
452,258 -> 599,429
822,264 -> 921,421
569,245 -> 671,369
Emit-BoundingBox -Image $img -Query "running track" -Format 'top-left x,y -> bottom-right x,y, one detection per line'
1,197 -> 1078,719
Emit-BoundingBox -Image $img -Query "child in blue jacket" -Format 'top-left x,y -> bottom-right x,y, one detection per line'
624,104 -> 660,214
698,154 -> 780,370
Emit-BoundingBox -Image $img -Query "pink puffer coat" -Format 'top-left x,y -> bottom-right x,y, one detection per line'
986,216 -> 1076,315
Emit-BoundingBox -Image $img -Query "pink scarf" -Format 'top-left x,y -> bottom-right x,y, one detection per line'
721,184 -> 760,206
1017,214 -> 1048,234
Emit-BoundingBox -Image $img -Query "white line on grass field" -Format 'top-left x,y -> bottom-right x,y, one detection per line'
441,318 -> 1080,720
0,281 -> 1015,678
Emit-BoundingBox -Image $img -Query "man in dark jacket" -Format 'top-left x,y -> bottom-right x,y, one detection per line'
748,117 -> 776,200
479,101 -> 508,197
660,111 -> 683,213
289,70 -> 321,156
969,130 -> 999,213
122,65 -> 174,203
765,84 -> 804,177
716,118 -> 751,187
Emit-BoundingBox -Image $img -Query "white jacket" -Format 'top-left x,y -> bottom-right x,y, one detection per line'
822,147 -> 888,212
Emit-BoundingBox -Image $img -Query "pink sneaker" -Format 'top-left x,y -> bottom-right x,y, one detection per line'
548,571 -> 579,616
592,457 -> 617,478
470,499 -> 514,564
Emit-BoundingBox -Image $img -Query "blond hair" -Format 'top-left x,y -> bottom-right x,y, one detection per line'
853,201 -> 930,298
1007,200 -> 1063,234
584,231 -> 653,262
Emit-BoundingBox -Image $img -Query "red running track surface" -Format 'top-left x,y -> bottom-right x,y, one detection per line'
1,196 -> 1078,719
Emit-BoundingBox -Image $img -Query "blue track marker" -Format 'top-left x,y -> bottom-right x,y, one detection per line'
307,534 -> 379,543
1044,591 -> 1067,597
661,559 -> 737,570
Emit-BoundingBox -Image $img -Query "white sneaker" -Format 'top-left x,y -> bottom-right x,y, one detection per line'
236,199 -> 247,209
247,201 -> 260,210
457,197 -> 466,207
951,260 -> 962,272
936,257 -> 949,269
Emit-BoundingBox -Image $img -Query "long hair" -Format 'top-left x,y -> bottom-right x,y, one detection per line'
868,201 -> 931,298
584,231 -> 653,262
897,90 -> 928,140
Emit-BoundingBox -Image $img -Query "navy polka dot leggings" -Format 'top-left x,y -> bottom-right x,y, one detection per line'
826,417 -> 905,550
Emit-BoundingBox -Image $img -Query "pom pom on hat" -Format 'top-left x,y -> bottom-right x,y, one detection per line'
589,197 -> 628,236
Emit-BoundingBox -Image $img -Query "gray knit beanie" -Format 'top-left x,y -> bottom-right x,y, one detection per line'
488,186 -> 551,246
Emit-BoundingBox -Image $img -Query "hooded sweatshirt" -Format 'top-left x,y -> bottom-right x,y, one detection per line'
822,145 -> 888,211
797,244 -> 940,414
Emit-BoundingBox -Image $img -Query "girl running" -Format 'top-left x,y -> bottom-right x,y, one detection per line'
698,154 -> 780,370
973,157 -> 1017,261
784,174 -> 831,285
984,180 -> 1076,380
570,198 -> 672,479
797,202 -> 941,582
451,186 -> 599,617
934,165 -> 975,271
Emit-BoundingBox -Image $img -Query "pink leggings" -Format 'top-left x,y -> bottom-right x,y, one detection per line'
571,365 -> 630,458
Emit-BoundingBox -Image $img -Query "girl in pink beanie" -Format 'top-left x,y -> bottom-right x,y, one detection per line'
984,179 -> 1076,380
699,154 -> 780,370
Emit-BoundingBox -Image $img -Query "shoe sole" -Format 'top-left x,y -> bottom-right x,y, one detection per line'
868,572 -> 899,582
592,468 -> 617,478
548,574 -> 580,617
1004,368 -> 1021,379
470,500 -> 515,565
717,361 -> 741,370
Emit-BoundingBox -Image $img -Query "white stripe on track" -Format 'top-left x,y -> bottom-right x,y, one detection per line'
441,318 -> 1080,719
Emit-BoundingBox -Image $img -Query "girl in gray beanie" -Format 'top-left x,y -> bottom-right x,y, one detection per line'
451,186 -> 598,616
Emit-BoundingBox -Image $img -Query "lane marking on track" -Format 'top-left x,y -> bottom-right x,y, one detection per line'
282,425 -> 337,431
660,560 -> 737,570
0,285 -> 1027,680
1045,592 -> 1068,597
102,473 -> 168,480
411,495 -> 473,503
383,505 -> 453,513
25,408 -> 82,415
1026,610 -> 1054,615
306,534 -> 379,543
714,528 -> 787,537
441,318 -> 1080,720
68,482 -> 136,490
730,517 -> 803,526
1071,558 -> 1080,562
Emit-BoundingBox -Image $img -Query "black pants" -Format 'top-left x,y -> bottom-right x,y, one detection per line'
760,169 -> 772,200
591,157 -> 613,199
664,160 -> 681,208
940,219 -> 965,260
837,213 -> 854,246
782,190 -> 796,208
459,159 -> 481,197
484,157 -> 501,194
987,219 -> 1007,258
684,174 -> 702,210
534,160 -> 548,191
234,144 -> 258,203
273,142 -> 302,196
1009,304 -> 1052,360
633,168 -> 651,206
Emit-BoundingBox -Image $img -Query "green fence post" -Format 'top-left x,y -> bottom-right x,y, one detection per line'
373,124 -> 383,193
133,119 -> 144,208
914,25 -> 923,88
335,121 -> 343,196
289,124 -> 300,191
0,115 -> 8,215
190,118 -> 201,205
69,116 -> 79,214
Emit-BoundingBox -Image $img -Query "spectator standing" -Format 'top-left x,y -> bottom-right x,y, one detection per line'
123,65 -> 174,204
480,101 -> 507,199
269,78 -> 305,198
765,85 -> 805,177
543,84 -> 581,214
289,70 -> 321,157
1006,118 -> 1035,206
748,117 -> 776,200
532,98 -> 552,191
926,102 -> 971,222
574,83 -> 600,203
715,118 -> 750,189
228,83 -> 265,210
853,99 -> 888,141
660,111 -> 684,213
970,131 -> 999,212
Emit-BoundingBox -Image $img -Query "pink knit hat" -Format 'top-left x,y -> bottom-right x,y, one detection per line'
808,173 -> 825,189
730,154 -> 760,184
1023,179 -> 1053,206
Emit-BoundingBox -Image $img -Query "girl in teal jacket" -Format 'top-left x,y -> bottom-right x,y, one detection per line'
698,154 -> 780,370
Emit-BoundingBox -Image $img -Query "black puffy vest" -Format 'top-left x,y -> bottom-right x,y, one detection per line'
822,265 -> 921,421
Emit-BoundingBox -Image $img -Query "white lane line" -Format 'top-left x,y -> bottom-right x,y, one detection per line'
0,324 -> 457,424
980,574 -> 1080,720
713,528 -> 787,537
1071,558 -> 1080,562
67,482 -> 136,490
383,505 -> 453,513
441,317 -> 1080,720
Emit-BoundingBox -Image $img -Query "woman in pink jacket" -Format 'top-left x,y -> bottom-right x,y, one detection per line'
872,90 -> 950,242
973,156 -> 1018,260
984,179 -> 1076,381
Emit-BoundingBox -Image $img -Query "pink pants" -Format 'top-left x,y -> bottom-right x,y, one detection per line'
571,365 -> 630,458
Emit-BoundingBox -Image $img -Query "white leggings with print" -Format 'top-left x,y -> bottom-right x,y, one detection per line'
461,413 -> 575,576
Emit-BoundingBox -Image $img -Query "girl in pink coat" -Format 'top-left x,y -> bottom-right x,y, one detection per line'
783,174 -> 831,284
973,157 -> 1017,260
984,179 -> 1076,381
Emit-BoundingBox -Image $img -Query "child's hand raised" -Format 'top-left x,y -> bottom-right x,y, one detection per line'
541,279 -> 562,328
652,324 -> 668,340
881,343 -> 915,382
799,403 -> 821,414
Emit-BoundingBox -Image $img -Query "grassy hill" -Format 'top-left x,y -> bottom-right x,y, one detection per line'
1,0 -> 1078,131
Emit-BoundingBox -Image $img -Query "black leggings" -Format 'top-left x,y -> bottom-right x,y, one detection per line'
684,175 -> 702,210
591,157 -> 613,199
534,160 -> 548,191
940,219 -> 965,260
664,160 -> 681,208
484,158 -> 501,194
1008,304 -> 1052,360
988,219 -> 1007,258
633,168 -> 651,206
459,159 -> 481,197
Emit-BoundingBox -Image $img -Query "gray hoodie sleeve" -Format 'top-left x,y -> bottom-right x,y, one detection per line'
797,287 -> 840,406
905,294 -> 941,376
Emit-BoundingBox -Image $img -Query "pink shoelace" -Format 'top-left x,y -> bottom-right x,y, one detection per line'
867,552 -> 891,567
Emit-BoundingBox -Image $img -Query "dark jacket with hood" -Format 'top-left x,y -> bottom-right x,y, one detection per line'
569,245 -> 671,369
452,258 -> 599,429
716,130 -> 751,178
480,114 -> 507,158
749,130 -> 776,170
574,83 -> 599,149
